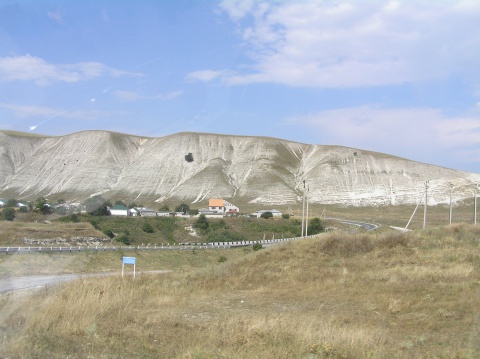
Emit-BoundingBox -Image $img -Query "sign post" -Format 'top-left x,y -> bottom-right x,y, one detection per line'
122,256 -> 136,279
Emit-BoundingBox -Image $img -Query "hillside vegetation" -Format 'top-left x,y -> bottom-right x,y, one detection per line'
2,224 -> 479,358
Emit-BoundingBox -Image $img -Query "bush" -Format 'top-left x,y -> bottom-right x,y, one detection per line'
142,222 -> 155,233
218,255 -> 227,263
308,217 -> 323,235
1,207 -> 15,221
103,228 -> 115,238
252,243 -> 263,251
115,233 -> 131,245
260,211 -> 273,219
282,213 -> 290,219
207,229 -> 245,243
194,214 -> 209,231
19,206 -> 29,213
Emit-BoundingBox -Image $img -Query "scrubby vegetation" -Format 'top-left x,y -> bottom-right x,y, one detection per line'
1,224 -> 479,358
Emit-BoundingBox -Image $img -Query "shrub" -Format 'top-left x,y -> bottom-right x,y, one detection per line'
142,222 -> 155,233
19,206 -> 29,213
260,211 -> 273,219
194,214 -> 209,231
252,243 -> 263,251
103,228 -> 115,238
207,229 -> 245,243
115,233 -> 131,245
218,255 -> 227,263
308,217 -> 324,235
282,213 -> 290,219
1,207 -> 15,221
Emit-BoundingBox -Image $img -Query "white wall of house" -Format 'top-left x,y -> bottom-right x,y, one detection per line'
110,209 -> 128,216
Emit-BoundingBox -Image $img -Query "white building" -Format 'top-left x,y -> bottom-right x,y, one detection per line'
208,198 -> 240,215
110,204 -> 128,216
252,209 -> 283,218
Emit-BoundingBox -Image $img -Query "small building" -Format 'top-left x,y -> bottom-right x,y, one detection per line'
199,208 -> 224,218
110,204 -> 129,216
252,209 -> 283,218
156,211 -> 171,217
208,198 -> 240,215
137,208 -> 156,217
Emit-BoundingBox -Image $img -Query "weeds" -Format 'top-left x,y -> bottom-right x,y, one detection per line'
1,224 -> 480,358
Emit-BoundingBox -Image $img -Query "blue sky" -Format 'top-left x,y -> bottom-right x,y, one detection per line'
0,0 -> 479,173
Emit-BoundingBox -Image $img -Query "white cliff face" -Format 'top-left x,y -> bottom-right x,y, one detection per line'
0,130 -> 478,206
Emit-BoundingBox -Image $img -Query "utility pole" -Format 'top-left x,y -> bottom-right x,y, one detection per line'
423,180 -> 429,230
449,183 -> 453,225
475,185 -> 478,225
301,180 -> 306,237
305,185 -> 309,237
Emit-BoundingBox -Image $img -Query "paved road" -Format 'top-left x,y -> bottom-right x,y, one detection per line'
0,270 -> 170,293
326,218 -> 379,231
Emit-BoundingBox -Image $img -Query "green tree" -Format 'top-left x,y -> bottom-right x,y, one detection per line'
282,213 -> 290,219
194,214 -> 209,230
175,203 -> 190,213
84,196 -> 111,216
2,207 -> 15,221
308,217 -> 324,235
114,200 -> 126,206
6,199 -> 18,207
158,204 -> 170,212
35,197 -> 52,215
189,208 -> 199,216
260,211 -> 273,219
19,206 -> 29,213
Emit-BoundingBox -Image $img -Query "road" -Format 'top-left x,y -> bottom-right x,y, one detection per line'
0,270 -> 170,293
326,218 -> 379,231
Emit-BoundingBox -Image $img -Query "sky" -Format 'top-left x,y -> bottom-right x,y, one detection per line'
0,0 -> 479,173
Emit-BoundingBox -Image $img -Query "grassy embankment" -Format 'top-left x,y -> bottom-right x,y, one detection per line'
1,224 -> 479,358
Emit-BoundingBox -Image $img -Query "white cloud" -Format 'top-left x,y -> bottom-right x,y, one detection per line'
289,106 -> 480,167
186,70 -> 232,82
47,10 -> 64,24
0,102 -> 114,121
0,55 -> 141,86
113,90 -> 142,102
114,90 -> 183,102
208,1 -> 480,88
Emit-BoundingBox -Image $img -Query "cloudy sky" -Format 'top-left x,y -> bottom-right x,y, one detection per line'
0,0 -> 479,173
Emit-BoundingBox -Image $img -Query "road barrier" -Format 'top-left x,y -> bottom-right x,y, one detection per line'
0,235 -> 318,254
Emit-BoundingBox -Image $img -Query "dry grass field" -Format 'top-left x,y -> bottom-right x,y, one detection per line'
0,220 -> 105,245
1,224 -> 479,358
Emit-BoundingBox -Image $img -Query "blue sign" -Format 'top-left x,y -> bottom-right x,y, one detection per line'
123,256 -> 136,265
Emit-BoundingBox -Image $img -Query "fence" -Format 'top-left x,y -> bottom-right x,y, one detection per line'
0,235 -> 318,254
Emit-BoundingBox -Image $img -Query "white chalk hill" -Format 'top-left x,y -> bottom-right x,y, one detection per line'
0,130 -> 478,206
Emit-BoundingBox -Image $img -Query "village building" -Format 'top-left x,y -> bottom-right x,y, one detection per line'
137,207 -> 156,217
252,209 -> 283,218
109,204 -> 129,216
208,198 -> 240,215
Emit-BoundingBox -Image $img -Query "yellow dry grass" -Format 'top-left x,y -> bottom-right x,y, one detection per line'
1,224 -> 480,358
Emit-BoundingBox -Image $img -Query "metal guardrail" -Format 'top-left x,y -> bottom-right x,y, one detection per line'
0,235 -> 318,254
